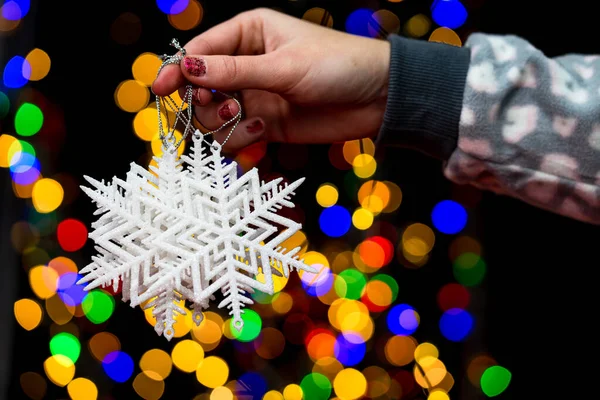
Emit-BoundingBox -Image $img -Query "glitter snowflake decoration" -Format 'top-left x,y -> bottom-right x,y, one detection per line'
78,134 -> 315,340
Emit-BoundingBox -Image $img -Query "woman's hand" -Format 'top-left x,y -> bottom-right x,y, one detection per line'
152,8 -> 390,152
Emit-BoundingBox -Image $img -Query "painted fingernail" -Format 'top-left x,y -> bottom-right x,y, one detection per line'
218,103 -> 234,120
246,119 -> 264,134
184,56 -> 206,77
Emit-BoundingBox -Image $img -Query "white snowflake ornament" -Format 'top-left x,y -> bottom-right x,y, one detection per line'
78,135 -> 316,340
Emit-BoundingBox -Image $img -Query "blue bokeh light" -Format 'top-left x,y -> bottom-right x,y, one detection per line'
431,200 -> 468,234
9,151 -> 37,174
301,266 -> 334,297
334,333 -> 366,366
3,56 -> 31,89
102,351 -> 134,383
2,0 -> 30,20
10,165 -> 40,186
439,307 -> 474,342
431,0 -> 468,30
387,304 -> 419,336
345,8 -> 375,38
319,205 -> 351,238
156,0 -> 189,15
57,273 -> 88,307
236,372 -> 268,399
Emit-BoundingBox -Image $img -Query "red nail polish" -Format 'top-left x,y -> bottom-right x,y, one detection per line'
246,119 -> 264,134
218,104 -> 234,120
184,56 -> 206,77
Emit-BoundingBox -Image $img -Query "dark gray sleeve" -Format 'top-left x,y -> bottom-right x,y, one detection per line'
376,34 -> 471,160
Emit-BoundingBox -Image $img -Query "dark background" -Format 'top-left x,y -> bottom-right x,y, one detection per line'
2,0 -> 599,399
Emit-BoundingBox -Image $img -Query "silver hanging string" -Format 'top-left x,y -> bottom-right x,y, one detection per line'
155,38 -> 243,153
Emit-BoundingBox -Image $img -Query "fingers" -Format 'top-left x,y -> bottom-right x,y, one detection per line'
193,98 -> 241,130
152,11 -> 264,96
210,117 -> 266,153
181,54 -> 287,92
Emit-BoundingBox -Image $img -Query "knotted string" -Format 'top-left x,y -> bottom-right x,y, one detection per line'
155,38 -> 242,153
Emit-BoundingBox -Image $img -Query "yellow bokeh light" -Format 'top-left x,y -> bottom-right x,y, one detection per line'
26,48 -> 51,81
29,265 -> 59,299
428,389 -> 450,400
133,107 -> 167,142
133,371 -> 165,400
429,27 -> 462,47
402,223 -> 435,257
357,180 -> 390,213
67,377 -> 98,400
316,183 -> 339,207
88,332 -> 121,362
140,349 -> 172,380
333,368 -> 367,400
352,154 -> 377,179
210,386 -> 233,400
313,357 -> 343,381
132,53 -> 162,86
283,384 -> 303,400
45,294 -> 75,325
196,356 -> 229,388
0,134 -> 23,168
271,291 -> 293,314
303,7 -> 334,28
191,311 -> 223,351
115,79 -> 150,113
172,339 -> 205,373
342,139 -> 375,165
32,178 -> 64,213
404,14 -> 431,38
43,355 -> 75,387
415,342 -> 439,363
263,390 -> 284,400
414,357 -> 447,388
385,335 -> 417,366
13,298 -> 42,331
352,207 -> 373,230
383,180 -> 402,213
169,0 -> 203,30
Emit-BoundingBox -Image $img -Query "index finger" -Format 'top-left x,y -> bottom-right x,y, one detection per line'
152,12 -> 257,96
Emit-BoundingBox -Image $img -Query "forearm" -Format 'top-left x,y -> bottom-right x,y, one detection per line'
378,34 -> 600,225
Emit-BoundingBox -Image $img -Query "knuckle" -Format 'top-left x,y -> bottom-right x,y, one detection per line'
221,56 -> 240,82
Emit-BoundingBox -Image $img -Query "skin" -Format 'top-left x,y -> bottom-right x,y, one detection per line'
152,8 -> 391,153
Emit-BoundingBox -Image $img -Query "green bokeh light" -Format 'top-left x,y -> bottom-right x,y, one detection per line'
15,103 -> 44,137
82,290 -> 115,324
300,373 -> 331,400
0,91 -> 9,118
480,365 -> 511,397
230,309 -> 262,342
453,252 -> 486,287
49,332 -> 80,363
338,269 -> 366,300
371,273 -> 399,302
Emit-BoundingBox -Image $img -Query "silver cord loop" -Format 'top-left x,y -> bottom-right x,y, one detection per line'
154,38 -> 243,153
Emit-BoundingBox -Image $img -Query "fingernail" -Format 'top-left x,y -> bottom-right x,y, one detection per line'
246,119 -> 264,134
191,88 -> 202,104
184,56 -> 206,77
218,103 -> 234,120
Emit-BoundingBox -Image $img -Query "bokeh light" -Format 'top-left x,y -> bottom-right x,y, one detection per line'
102,351 -> 134,383
439,308 -> 474,342
431,0 -> 468,30
481,365 -> 512,396
319,205 -> 351,237
15,102 -> 44,136
432,200 -> 468,234
3,55 -> 31,88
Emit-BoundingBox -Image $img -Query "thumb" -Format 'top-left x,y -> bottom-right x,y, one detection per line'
181,54 -> 290,93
